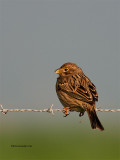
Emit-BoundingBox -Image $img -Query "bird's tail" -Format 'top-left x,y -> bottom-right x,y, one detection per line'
86,105 -> 104,131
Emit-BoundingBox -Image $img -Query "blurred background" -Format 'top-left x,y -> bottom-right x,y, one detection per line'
0,0 -> 120,159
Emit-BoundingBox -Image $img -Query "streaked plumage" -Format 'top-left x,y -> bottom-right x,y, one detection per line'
55,62 -> 104,131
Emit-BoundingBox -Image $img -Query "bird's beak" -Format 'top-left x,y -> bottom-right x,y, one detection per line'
55,69 -> 60,74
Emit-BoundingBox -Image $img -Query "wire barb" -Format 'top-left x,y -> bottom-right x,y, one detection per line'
47,104 -> 54,115
0,104 -> 8,114
0,104 -> 120,115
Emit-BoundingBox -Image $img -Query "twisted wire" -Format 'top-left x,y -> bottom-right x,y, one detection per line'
0,104 -> 120,115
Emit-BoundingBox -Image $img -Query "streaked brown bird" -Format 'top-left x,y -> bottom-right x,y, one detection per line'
55,62 -> 104,131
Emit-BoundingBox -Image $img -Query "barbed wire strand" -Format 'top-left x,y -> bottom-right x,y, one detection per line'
0,104 -> 120,115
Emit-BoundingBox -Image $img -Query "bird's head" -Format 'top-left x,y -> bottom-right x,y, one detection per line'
55,62 -> 82,76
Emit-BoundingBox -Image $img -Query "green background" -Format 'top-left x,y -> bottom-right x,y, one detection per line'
0,111 -> 119,160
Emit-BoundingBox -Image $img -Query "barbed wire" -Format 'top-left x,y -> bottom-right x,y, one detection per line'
0,104 -> 120,115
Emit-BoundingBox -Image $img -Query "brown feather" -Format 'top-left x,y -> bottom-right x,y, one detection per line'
55,62 -> 104,131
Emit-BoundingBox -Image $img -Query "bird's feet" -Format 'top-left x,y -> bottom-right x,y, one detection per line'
62,107 -> 70,117
79,112 -> 84,117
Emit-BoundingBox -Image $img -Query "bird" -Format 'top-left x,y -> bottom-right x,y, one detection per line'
55,62 -> 104,131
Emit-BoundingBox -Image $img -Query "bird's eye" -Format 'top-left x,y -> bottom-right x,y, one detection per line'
64,68 -> 68,72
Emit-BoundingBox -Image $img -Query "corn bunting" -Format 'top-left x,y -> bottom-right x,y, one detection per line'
55,62 -> 104,131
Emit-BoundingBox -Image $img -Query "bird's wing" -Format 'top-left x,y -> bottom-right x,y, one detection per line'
85,75 -> 98,101
57,75 -> 98,104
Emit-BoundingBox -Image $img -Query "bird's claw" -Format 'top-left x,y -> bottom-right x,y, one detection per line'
79,112 -> 84,117
62,107 -> 70,117
64,113 -> 70,117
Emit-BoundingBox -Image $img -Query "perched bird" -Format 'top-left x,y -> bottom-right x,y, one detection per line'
55,62 -> 104,131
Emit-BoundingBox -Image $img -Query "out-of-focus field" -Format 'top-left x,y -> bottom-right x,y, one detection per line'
0,111 -> 119,160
